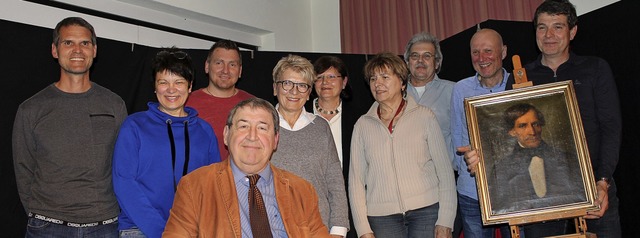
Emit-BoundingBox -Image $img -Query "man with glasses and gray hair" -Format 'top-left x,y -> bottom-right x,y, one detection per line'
404,32 -> 455,164
404,32 -> 458,237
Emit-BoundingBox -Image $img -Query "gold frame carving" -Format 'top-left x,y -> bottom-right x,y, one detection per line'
464,80 -> 598,226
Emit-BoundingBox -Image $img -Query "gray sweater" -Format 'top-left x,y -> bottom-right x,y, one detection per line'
271,116 -> 349,230
12,83 -> 127,223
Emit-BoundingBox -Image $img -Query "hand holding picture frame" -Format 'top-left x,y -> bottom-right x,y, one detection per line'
464,80 -> 598,226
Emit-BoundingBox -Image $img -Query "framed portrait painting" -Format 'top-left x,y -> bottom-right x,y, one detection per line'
464,80 -> 598,225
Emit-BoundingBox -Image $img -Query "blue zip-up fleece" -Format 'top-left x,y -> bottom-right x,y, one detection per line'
113,102 -> 221,238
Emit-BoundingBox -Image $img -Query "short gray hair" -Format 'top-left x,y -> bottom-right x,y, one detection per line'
403,32 -> 443,73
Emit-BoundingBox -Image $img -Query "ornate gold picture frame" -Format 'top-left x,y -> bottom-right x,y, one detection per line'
464,80 -> 598,226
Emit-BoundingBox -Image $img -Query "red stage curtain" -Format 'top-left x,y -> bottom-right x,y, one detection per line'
340,0 -> 543,54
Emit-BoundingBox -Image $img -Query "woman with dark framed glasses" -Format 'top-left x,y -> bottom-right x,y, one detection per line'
112,48 -> 221,238
270,54 -> 350,237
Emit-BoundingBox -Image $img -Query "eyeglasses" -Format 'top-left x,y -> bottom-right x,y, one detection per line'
315,75 -> 342,84
409,52 -> 435,61
275,80 -> 311,93
157,50 -> 188,60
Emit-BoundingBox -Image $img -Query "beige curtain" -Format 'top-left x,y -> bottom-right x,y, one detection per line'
340,0 -> 543,54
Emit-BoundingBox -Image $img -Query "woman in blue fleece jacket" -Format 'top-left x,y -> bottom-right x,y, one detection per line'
113,48 -> 221,238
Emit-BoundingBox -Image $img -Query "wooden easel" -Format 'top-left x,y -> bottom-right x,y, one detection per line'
511,55 -> 533,89
509,217 -> 595,238
507,55 -> 595,238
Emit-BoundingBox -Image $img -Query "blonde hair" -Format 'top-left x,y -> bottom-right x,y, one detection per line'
272,54 -> 315,85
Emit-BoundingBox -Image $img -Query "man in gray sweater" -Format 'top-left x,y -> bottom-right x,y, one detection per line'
12,17 -> 127,237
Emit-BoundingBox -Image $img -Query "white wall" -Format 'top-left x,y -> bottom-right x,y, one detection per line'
575,0 -> 619,15
0,0 -> 617,53
310,0 -> 342,53
0,0 -> 340,52
0,0 -> 211,50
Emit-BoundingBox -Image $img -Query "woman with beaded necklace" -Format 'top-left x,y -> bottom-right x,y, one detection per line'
311,56 -> 351,170
310,56 -> 360,238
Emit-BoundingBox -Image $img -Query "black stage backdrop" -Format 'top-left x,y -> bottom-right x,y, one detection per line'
1,1 -> 637,236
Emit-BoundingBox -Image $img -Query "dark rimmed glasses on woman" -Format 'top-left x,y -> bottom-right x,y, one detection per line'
275,80 -> 311,93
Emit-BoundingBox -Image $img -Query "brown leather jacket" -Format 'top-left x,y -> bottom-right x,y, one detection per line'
163,159 -> 331,238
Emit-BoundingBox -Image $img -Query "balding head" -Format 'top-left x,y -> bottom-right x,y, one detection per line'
471,29 -> 504,48
470,28 -> 507,87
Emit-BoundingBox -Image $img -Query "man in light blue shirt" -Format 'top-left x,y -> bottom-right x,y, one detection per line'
404,32 -> 455,163
450,28 -> 509,238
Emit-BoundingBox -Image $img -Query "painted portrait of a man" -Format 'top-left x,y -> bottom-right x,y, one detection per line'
484,102 -> 586,214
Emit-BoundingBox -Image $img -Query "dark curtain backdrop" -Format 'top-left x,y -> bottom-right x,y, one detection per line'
1,1 -> 637,236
